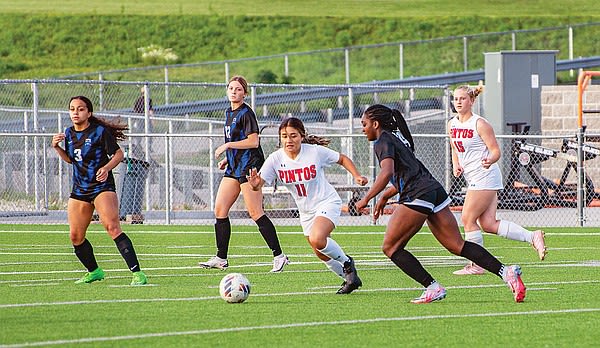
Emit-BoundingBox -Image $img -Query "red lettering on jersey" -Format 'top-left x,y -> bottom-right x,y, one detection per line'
451,128 -> 475,139
279,166 -> 317,183
303,167 -> 311,180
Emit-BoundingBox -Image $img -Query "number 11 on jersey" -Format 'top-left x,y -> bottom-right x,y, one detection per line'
295,183 -> 307,197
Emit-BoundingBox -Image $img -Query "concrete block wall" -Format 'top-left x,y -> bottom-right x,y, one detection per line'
540,85 -> 600,183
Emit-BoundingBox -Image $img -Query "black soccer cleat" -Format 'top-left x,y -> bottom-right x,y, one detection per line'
336,256 -> 362,294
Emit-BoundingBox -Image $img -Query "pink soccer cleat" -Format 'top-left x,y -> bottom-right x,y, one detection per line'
531,230 -> 547,260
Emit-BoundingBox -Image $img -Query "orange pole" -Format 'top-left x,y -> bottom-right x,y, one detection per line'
577,71 -> 600,129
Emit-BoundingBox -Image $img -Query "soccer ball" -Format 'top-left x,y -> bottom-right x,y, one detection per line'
219,273 -> 251,303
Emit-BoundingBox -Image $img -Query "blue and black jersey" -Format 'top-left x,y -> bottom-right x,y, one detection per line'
374,130 -> 442,202
223,103 -> 265,177
64,123 -> 120,197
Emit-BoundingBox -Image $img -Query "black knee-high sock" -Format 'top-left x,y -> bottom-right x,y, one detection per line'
390,248 -> 435,287
255,214 -> 282,257
114,233 -> 140,272
74,239 -> 99,272
215,217 -> 231,259
460,241 -> 503,277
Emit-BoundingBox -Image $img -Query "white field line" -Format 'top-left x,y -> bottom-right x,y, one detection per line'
2,229 -> 600,236
2,307 -> 600,347
1,257 -> 598,278
1,279 -> 599,309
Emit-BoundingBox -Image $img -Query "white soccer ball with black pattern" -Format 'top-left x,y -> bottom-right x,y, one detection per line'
219,273 -> 251,303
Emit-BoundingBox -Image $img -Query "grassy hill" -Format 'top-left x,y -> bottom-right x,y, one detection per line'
0,1 -> 599,81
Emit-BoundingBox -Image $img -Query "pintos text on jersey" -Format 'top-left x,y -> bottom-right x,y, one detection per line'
450,128 -> 474,138
278,165 -> 317,183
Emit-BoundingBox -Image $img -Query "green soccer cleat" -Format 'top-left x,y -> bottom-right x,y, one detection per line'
75,268 -> 105,284
131,271 -> 148,286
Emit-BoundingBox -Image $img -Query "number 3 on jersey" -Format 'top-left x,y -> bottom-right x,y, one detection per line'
73,149 -> 83,162
453,141 -> 465,152
295,183 -> 307,197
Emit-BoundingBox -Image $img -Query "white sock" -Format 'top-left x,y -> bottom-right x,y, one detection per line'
498,220 -> 533,243
464,230 -> 484,246
324,259 -> 345,279
428,280 -> 441,290
317,238 -> 350,264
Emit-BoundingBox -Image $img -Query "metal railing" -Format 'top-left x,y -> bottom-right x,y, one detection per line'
57,23 -> 600,87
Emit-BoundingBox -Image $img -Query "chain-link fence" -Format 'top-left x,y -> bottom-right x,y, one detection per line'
1,80 -> 599,226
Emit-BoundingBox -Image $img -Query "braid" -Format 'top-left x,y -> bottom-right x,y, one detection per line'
363,104 -> 415,151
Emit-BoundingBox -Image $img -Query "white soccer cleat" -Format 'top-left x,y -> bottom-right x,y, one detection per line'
270,253 -> 289,273
199,256 -> 228,270
531,230 -> 547,260
411,284 -> 447,304
452,262 -> 485,275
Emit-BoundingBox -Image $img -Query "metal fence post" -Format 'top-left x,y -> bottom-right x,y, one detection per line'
165,125 -> 172,224
143,84 -> 151,214
345,49 -> 350,84
164,67 -> 170,105
23,111 -> 30,195
98,73 -> 104,111
31,82 -> 41,210
209,122 -> 215,212
569,26 -> 574,78
511,31 -> 517,50
463,36 -> 468,71
57,113 -> 64,202
347,87 -> 354,188
399,43 -> 404,79
577,127 -> 585,226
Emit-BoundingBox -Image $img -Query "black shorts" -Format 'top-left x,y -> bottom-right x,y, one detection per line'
70,189 -> 115,203
403,187 -> 451,215
223,174 -> 248,184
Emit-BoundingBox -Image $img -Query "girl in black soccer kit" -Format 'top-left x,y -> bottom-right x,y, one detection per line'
354,104 -> 526,303
199,76 -> 288,272
52,96 -> 147,285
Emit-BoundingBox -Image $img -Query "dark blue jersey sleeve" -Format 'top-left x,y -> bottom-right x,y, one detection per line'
102,127 -> 120,156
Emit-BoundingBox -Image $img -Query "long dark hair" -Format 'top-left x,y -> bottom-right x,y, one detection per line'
363,104 -> 414,151
278,117 -> 330,146
69,96 -> 128,141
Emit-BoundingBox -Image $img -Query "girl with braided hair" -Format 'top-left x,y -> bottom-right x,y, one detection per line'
355,104 -> 527,303
52,96 -> 147,285
248,117 -> 368,294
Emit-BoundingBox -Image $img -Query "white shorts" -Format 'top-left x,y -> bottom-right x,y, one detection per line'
299,200 -> 342,237
464,165 -> 503,190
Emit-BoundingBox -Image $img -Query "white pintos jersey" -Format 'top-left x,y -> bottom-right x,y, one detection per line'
449,114 -> 503,190
260,144 -> 341,213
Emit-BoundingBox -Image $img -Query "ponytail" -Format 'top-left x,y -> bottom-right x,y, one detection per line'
391,109 -> 414,151
90,115 -> 129,142
363,104 -> 415,151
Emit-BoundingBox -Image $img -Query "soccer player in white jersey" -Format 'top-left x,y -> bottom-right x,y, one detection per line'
247,117 -> 368,294
449,84 -> 547,275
